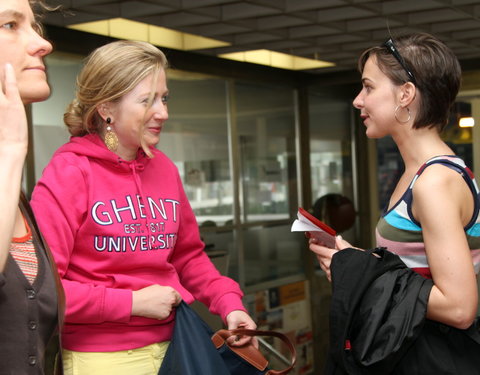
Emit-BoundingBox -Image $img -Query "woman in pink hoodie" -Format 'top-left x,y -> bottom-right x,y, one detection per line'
32,40 -> 256,375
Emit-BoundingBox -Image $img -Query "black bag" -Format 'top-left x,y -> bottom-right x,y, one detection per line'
158,301 -> 296,375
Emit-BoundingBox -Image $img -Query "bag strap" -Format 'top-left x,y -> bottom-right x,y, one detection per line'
212,329 -> 296,375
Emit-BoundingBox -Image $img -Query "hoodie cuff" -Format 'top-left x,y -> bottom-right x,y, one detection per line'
104,288 -> 133,323
213,292 -> 247,321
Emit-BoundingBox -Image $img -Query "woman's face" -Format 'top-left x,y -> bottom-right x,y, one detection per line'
352,56 -> 399,139
0,0 -> 53,104
108,70 -> 169,161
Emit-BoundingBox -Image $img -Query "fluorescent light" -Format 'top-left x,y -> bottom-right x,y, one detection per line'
459,117 -> 475,127
68,19 -> 334,71
68,18 -> 230,50
219,49 -> 334,70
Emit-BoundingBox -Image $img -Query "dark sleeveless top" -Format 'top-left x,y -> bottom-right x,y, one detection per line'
0,193 -> 64,374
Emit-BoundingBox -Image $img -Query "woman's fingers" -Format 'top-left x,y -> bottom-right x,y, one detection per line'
3,63 -> 21,102
0,63 -> 28,150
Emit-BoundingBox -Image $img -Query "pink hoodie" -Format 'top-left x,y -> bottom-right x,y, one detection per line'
31,134 -> 246,352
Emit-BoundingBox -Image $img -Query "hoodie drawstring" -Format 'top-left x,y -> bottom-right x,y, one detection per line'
129,161 -> 153,249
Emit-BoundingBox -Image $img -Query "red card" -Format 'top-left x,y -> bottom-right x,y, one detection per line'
298,207 -> 336,236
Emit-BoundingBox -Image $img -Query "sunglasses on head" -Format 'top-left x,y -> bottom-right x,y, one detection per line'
383,38 -> 417,85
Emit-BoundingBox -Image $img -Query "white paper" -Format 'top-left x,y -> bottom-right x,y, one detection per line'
291,211 -> 336,248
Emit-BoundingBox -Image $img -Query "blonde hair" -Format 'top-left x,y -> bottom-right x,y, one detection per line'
64,40 -> 168,154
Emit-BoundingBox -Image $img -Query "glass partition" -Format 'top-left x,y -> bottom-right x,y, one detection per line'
308,91 -> 356,242
235,81 -> 297,223
32,52 -> 83,180
160,70 -> 233,226
234,81 -> 302,285
242,224 -> 305,286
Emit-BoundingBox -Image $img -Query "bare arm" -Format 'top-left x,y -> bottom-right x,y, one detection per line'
413,165 -> 478,329
0,63 -> 28,271
310,165 -> 477,329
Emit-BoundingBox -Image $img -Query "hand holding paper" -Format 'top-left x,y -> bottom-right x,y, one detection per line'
291,207 -> 337,248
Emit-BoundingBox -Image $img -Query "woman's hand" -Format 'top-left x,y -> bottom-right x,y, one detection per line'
309,235 -> 352,281
0,63 -> 28,271
225,310 -> 258,347
0,63 -> 28,155
131,285 -> 182,320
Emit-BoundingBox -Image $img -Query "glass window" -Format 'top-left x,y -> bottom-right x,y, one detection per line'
242,225 -> 305,286
309,90 -> 356,241
32,52 -> 83,180
234,81 -> 303,286
159,71 -> 240,276
163,75 -> 304,286
160,70 -> 233,226
235,81 -> 297,223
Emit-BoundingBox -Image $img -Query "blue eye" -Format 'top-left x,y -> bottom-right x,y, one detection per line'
162,94 -> 169,104
2,21 -> 17,30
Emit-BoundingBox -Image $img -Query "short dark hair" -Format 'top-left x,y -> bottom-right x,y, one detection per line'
358,33 -> 461,132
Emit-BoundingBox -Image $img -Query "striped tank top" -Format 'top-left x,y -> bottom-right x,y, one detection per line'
10,216 -> 38,284
376,155 -> 480,278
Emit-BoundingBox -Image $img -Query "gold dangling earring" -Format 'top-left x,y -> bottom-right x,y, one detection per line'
104,117 -> 118,152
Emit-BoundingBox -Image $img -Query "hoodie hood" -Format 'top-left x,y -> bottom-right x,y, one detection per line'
56,133 -> 152,173
57,133 -> 155,244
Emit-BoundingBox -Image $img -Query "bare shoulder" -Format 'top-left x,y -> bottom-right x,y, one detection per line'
413,163 -> 473,223
414,163 -> 468,194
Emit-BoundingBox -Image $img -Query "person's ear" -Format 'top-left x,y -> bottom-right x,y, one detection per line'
97,103 -> 112,122
398,82 -> 416,107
